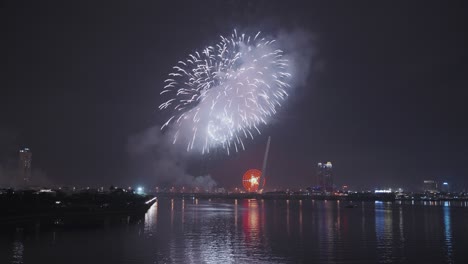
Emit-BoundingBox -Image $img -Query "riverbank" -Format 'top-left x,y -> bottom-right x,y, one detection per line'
0,190 -> 156,227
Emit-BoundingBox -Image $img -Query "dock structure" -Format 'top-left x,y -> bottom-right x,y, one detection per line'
0,190 -> 156,227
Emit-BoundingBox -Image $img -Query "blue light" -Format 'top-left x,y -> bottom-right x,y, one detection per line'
443,182 -> 448,185
136,187 -> 144,194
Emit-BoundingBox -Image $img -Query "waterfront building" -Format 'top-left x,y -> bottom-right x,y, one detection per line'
18,147 -> 32,183
317,161 -> 333,192
423,180 -> 438,193
441,182 -> 449,193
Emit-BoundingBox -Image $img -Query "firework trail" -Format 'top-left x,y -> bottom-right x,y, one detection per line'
159,29 -> 292,154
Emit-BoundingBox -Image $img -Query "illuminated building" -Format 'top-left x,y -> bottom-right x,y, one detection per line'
374,188 -> 392,193
317,161 -> 333,192
423,180 -> 438,193
441,182 -> 449,193
18,148 -> 32,183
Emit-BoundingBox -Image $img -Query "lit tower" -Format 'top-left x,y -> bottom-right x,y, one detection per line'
19,148 -> 32,183
317,161 -> 333,192
441,182 -> 449,193
423,180 -> 438,193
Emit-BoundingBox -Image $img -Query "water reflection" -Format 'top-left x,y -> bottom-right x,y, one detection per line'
443,202 -> 453,263
144,200 -> 157,233
182,199 -> 185,224
142,198 -> 274,263
398,206 -> 405,250
361,202 -> 367,242
12,229 -> 24,264
314,200 -> 338,263
299,200 -> 303,237
242,199 -> 261,245
234,199 -> 238,228
170,198 -> 174,229
375,202 -> 394,263
3,199 -> 468,264
286,200 -> 290,236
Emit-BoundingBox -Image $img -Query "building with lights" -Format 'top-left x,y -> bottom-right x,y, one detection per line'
423,180 -> 438,193
441,182 -> 449,193
317,162 -> 333,192
18,148 -> 32,183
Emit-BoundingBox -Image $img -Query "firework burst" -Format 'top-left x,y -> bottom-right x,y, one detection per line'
159,29 -> 291,154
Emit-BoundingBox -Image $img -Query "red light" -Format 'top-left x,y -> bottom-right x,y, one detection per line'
242,169 -> 264,192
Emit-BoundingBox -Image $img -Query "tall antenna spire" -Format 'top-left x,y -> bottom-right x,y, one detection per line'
260,136 -> 271,190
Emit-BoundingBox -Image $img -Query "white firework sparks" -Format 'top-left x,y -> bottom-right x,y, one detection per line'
159,29 -> 291,154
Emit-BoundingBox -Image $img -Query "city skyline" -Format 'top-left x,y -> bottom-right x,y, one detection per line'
2,146 -> 461,193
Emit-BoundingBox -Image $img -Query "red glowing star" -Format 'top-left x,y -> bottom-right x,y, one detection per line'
242,169 -> 264,192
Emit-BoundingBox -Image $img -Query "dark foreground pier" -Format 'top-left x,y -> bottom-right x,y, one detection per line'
0,189 -> 156,229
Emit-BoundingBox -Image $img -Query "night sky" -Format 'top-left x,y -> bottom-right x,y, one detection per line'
1,1 -> 468,190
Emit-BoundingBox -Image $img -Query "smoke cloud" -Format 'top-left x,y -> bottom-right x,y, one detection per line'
0,166 -> 52,188
127,126 -> 217,190
276,28 -> 316,88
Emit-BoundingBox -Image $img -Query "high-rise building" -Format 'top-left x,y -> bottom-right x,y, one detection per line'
19,148 -> 32,183
317,162 -> 333,192
423,180 -> 437,193
441,182 -> 449,193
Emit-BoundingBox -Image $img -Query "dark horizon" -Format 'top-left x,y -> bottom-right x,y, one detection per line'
1,1 -> 468,190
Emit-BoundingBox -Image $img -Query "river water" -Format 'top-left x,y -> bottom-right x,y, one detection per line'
1,198 -> 468,263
